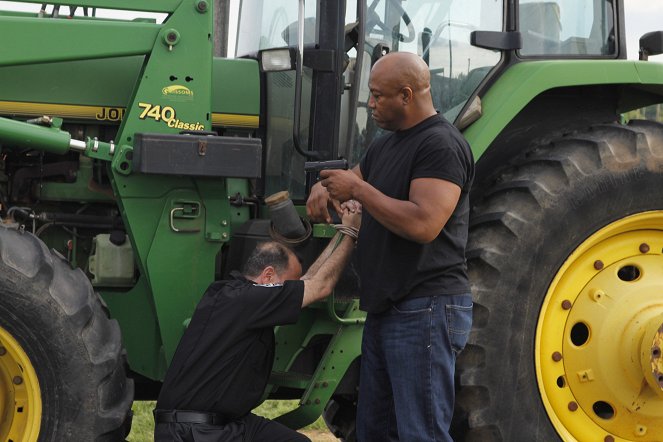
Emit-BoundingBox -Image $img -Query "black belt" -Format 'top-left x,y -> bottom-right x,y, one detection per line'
154,409 -> 231,426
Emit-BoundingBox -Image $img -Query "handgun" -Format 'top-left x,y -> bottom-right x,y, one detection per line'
304,159 -> 349,174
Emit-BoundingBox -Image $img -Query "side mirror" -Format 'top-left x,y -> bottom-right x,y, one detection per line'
639,31 -> 663,61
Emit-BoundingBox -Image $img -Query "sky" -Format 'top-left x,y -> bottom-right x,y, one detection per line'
0,0 -> 662,61
624,0 -> 663,61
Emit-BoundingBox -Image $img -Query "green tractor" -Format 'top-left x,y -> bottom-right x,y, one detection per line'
0,0 -> 662,441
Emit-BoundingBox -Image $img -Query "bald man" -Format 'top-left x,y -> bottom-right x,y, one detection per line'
306,52 -> 475,441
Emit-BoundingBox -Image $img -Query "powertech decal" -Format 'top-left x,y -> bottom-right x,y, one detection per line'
137,102 -> 205,131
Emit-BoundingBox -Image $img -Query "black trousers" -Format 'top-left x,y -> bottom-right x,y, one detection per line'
154,413 -> 311,442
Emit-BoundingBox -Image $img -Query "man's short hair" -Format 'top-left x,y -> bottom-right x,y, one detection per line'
242,241 -> 293,278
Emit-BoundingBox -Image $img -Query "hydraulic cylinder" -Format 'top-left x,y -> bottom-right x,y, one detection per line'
0,116 -> 73,155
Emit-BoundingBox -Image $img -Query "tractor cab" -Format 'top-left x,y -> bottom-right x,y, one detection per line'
234,0 -> 624,201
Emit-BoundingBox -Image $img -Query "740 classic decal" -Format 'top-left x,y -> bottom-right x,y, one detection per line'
138,102 -> 205,131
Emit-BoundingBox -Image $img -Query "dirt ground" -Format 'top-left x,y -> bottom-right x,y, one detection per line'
301,430 -> 339,441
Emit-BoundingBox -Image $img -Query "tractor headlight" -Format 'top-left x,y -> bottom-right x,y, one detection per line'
259,48 -> 295,72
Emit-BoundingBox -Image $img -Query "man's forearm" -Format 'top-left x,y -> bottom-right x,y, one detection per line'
302,232 -> 343,279
301,234 -> 355,306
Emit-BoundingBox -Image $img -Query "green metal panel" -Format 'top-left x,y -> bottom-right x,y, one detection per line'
212,58 -> 260,116
0,17 -> 161,65
101,277 -> 166,379
0,57 -> 143,107
6,0 -> 182,13
464,60 -> 663,159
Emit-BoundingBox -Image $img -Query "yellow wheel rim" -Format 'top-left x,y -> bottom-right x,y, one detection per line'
536,211 -> 663,442
0,325 -> 42,442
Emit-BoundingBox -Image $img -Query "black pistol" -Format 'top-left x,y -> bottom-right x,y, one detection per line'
304,159 -> 349,178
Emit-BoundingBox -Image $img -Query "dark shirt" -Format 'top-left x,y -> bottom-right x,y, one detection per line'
156,272 -> 304,419
357,114 -> 474,313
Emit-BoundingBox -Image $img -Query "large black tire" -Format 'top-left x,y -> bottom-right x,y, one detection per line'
455,120 -> 663,441
0,226 -> 133,441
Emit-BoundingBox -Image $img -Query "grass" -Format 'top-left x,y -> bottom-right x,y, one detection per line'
127,400 -> 330,442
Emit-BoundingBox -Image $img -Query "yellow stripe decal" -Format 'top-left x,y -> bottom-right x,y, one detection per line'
211,113 -> 259,128
0,101 -> 106,119
0,101 -> 259,129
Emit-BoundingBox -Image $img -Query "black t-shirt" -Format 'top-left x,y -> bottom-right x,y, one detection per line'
358,114 -> 474,313
156,272 -> 304,419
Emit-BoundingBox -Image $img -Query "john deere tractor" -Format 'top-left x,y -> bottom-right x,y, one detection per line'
0,0 -> 661,441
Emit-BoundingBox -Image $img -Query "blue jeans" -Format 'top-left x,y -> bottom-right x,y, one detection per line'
356,294 -> 472,442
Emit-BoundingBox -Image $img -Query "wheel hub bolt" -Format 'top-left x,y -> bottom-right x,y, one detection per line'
594,260 -> 604,270
604,436 -> 615,442
640,243 -> 650,253
552,352 -> 563,362
568,401 -> 578,411
561,300 -> 572,310
12,376 -> 23,385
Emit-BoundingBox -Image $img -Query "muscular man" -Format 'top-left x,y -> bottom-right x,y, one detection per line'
307,52 -> 474,441
154,206 -> 360,442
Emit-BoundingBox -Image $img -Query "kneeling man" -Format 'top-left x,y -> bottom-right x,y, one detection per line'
154,205 -> 360,441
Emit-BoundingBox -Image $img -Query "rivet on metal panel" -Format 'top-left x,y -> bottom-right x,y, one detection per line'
196,1 -> 208,12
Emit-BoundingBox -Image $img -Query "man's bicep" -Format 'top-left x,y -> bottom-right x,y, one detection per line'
410,178 -> 461,226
